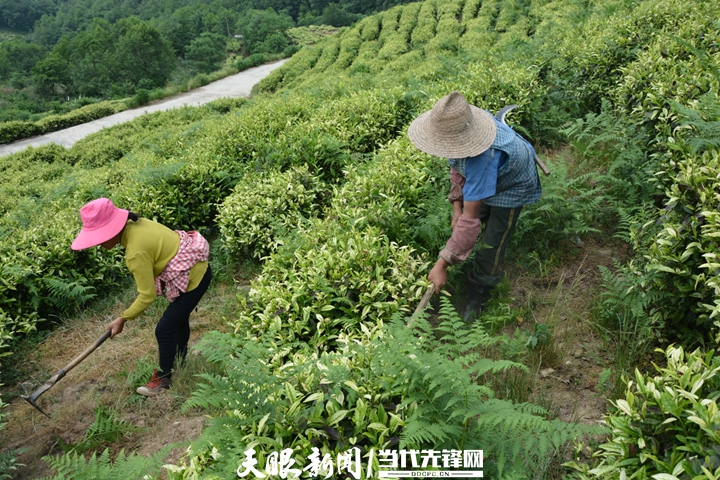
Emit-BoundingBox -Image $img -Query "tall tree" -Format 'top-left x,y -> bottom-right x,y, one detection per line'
0,40 -> 46,81
0,0 -> 57,31
184,31 -> 227,73
69,18 -> 117,96
114,17 -> 177,90
31,36 -> 73,97
234,8 -> 293,55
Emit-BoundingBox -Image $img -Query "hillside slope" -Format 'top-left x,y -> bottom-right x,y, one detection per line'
2,0 -> 720,477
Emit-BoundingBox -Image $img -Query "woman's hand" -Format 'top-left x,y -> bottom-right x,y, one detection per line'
107,317 -> 127,338
428,258 -> 450,294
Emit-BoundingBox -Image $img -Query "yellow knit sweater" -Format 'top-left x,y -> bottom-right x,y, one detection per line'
120,218 -> 208,320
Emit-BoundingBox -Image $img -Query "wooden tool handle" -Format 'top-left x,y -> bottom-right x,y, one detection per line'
413,284 -> 436,316
61,329 -> 112,374
534,153 -> 551,176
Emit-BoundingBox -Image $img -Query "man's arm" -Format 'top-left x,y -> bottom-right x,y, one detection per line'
429,200 -> 483,293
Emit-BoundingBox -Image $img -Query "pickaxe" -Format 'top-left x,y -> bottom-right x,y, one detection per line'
496,105 -> 551,176
21,329 -> 112,418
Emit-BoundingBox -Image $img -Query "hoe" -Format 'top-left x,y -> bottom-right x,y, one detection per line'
21,329 -> 112,418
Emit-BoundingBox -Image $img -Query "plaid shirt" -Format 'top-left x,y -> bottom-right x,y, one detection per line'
447,116 -> 542,208
155,230 -> 209,302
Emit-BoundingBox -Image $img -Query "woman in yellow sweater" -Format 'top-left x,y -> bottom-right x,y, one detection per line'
71,198 -> 212,396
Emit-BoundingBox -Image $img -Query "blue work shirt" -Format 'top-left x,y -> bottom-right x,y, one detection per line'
447,116 -> 542,208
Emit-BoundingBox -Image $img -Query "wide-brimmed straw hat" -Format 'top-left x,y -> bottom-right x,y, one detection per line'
408,91 -> 497,158
71,198 -> 129,250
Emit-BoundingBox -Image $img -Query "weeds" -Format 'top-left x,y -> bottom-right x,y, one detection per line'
58,405 -> 137,455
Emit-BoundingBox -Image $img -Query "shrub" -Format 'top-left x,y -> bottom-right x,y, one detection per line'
217,165 -> 329,259
410,1 -> 437,47
328,136 -> 446,248
0,120 -> 41,145
35,101 -> 119,132
358,15 -> 380,41
567,345 -> 720,478
232,222 -> 430,349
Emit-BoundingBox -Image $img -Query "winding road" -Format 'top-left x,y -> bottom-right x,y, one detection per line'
0,59 -> 287,158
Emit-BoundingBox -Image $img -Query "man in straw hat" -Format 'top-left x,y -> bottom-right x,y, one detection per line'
71,198 -> 212,396
408,91 -> 541,321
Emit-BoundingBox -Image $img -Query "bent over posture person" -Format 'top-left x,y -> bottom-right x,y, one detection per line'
71,198 -> 212,396
408,91 -> 542,321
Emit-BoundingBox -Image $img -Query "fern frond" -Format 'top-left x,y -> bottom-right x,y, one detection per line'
41,446 -> 172,480
43,276 -> 96,311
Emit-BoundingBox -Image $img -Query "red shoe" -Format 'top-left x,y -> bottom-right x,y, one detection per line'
136,370 -> 171,396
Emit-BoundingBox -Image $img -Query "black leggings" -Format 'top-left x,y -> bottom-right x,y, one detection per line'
156,265 -> 212,379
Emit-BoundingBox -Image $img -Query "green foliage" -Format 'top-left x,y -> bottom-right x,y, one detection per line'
0,100 -> 123,145
0,119 -> 41,145
329,136 -> 447,248
0,39 -> 45,81
184,32 -> 228,74
597,92 -> 720,341
0,448 -> 21,480
0,386 -> 23,479
217,165 -> 329,259
567,345 -> 720,478
32,17 -> 176,98
232,222 -> 430,349
511,155 -> 603,253
285,25 -> 341,46
594,261 -> 668,375
58,405 -> 137,455
172,298 -> 599,478
561,99 -> 657,210
410,1 -> 436,47
42,276 -> 97,312
235,8 -> 294,56
525,322 -> 552,349
40,447 -> 171,480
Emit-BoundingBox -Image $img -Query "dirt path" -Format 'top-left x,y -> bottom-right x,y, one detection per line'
0,59 -> 287,158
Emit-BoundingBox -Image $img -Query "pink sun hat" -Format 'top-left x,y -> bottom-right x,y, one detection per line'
71,198 -> 129,250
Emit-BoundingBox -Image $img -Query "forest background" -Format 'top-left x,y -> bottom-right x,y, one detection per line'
0,0 -> 402,130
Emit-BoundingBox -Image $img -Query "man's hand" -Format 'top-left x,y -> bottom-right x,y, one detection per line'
107,317 -> 127,338
428,258 -> 450,294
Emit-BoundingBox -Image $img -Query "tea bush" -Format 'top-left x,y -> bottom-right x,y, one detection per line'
0,120 -> 41,145
217,165 -> 329,259
410,1 -> 437,47
233,221 -> 430,349
0,101 -> 124,145
568,345 -> 720,478
329,136 -> 446,248
378,6 -> 402,40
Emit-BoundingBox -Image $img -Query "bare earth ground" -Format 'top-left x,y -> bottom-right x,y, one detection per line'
508,238 -> 626,426
1,234 -> 625,479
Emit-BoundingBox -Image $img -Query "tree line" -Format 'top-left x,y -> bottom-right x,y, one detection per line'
0,0 -> 417,122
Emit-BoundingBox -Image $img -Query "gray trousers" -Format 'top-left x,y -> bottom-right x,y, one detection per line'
467,204 -> 523,289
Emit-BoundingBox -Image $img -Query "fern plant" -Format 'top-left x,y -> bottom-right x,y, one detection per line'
169,298 -> 601,479
58,405 -> 137,455
43,276 -> 97,312
375,298 -> 601,478
40,447 -> 172,480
